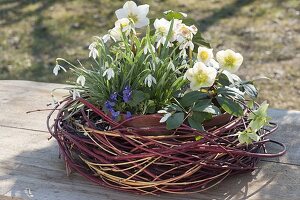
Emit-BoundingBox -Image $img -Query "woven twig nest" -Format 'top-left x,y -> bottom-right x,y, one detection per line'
47,97 -> 286,194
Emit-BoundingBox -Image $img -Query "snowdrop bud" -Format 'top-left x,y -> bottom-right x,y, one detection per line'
76,75 -> 86,86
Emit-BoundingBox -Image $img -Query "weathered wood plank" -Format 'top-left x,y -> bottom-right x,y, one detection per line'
0,126 -> 299,200
0,80 -> 67,132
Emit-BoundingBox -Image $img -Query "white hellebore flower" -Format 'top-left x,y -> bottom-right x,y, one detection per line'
53,63 -> 66,76
207,59 -> 220,69
197,47 -> 213,64
103,68 -> 115,80
115,18 -> 132,32
144,74 -> 157,87
88,42 -> 99,60
154,18 -> 182,48
115,1 -> 149,28
216,49 -> 243,73
185,62 -> 217,90
176,24 -> 197,43
72,89 -> 80,100
76,75 -> 86,86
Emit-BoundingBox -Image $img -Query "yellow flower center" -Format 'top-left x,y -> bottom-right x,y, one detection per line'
195,70 -> 208,84
158,26 -> 167,34
224,54 -> 236,68
128,13 -> 138,23
199,51 -> 209,61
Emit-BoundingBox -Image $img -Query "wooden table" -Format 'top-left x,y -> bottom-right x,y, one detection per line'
0,80 -> 299,200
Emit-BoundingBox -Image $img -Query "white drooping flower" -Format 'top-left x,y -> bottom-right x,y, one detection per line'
103,68 -> 115,80
179,40 -> 194,50
158,110 -> 172,123
167,61 -> 175,71
53,63 -> 66,76
76,75 -> 86,86
115,1 -> 149,28
88,42 -> 99,59
102,34 -> 111,43
144,74 -> 157,87
185,62 -> 217,90
109,27 -> 123,42
72,89 -> 80,100
216,49 -> 243,73
197,47 -> 213,64
143,42 -> 155,55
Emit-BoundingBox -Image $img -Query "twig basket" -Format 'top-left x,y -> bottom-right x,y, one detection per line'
47,97 -> 286,194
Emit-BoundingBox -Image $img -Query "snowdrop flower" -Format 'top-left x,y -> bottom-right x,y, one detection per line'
185,62 -> 217,90
143,42 -> 155,55
216,49 -> 243,73
115,1 -> 149,28
103,68 -> 115,80
167,61 -> 175,71
102,33 -> 111,43
197,47 -> 213,64
144,74 -> 157,87
76,75 -> 86,86
179,49 -> 187,58
109,27 -> 122,42
88,42 -> 99,59
72,89 -> 80,100
179,40 -> 194,50
158,110 -> 172,123
53,63 -> 66,76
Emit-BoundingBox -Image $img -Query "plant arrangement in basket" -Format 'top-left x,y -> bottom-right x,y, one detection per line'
48,1 -> 286,194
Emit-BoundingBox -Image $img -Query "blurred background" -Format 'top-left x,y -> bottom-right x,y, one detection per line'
0,0 -> 299,109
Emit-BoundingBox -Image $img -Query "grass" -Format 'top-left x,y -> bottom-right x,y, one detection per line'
0,0 -> 299,109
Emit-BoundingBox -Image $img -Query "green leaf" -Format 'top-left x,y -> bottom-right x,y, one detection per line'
238,129 -> 260,145
192,99 -> 211,111
216,96 -> 244,117
193,31 -> 211,49
242,83 -> 258,99
218,73 -> 231,86
179,91 -> 209,107
166,112 -> 185,130
128,90 -> 147,107
188,116 -> 204,131
248,101 -> 271,130
217,86 -> 245,101
164,10 -> 186,20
